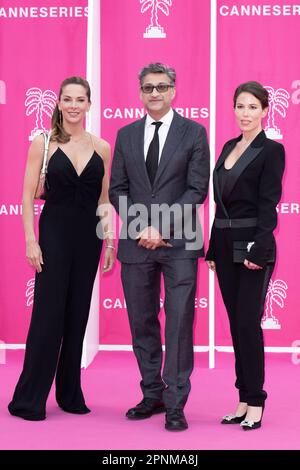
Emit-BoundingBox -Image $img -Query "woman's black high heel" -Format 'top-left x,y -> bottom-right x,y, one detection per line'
240,404 -> 265,431
221,412 -> 247,424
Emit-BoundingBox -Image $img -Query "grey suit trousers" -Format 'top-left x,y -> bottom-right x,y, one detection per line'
121,254 -> 198,410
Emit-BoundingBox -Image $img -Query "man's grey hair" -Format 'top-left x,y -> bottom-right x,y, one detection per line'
138,63 -> 176,86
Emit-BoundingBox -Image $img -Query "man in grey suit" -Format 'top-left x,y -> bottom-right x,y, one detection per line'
109,63 -> 210,431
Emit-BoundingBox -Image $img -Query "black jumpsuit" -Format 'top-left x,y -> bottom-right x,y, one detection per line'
8,145 -> 104,420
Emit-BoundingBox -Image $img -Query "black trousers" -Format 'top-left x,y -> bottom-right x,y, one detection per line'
8,205 -> 101,420
214,229 -> 274,406
121,255 -> 198,410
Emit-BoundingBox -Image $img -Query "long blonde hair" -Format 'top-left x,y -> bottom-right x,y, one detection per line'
51,76 -> 91,143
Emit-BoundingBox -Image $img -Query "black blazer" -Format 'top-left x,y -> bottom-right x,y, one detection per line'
206,130 -> 285,267
109,111 -> 210,263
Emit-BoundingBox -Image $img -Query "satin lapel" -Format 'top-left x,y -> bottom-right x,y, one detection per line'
213,141 -> 237,218
222,144 -> 264,202
215,140 -> 237,170
153,112 -> 186,187
131,115 -> 152,190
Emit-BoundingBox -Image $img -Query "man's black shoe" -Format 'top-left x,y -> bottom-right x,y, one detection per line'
126,398 -> 165,420
165,409 -> 188,431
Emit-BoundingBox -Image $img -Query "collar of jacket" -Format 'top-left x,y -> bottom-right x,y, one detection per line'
213,130 -> 266,218
131,110 -> 187,191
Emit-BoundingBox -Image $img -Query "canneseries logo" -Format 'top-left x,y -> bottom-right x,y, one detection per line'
141,0 -> 172,38
102,296 -> 208,311
261,278 -> 288,330
0,5 -> 88,19
25,87 -> 57,141
264,86 -> 290,140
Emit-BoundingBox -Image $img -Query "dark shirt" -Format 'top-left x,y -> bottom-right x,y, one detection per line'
217,162 -> 231,197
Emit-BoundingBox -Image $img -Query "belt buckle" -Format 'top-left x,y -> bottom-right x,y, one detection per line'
229,219 -> 232,228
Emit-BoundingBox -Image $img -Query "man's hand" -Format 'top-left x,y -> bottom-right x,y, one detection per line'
206,260 -> 216,272
137,226 -> 172,250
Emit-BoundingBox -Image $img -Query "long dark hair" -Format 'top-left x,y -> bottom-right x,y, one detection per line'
51,76 -> 91,143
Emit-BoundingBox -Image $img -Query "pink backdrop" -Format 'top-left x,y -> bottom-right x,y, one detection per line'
1,0 -> 299,350
0,0 -> 88,343
215,0 -> 300,347
100,0 -> 211,345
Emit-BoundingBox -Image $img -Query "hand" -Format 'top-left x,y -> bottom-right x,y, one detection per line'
103,246 -> 115,273
206,260 -> 216,272
137,226 -> 172,250
26,240 -> 44,273
244,259 -> 262,270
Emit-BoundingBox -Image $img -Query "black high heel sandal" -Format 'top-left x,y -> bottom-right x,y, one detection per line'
240,404 -> 265,431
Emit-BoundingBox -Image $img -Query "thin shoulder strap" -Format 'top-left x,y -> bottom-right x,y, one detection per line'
41,131 -> 51,174
89,132 -> 96,151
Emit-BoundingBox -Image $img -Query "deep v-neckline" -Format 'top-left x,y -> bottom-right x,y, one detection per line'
224,143 -> 250,170
57,147 -> 96,178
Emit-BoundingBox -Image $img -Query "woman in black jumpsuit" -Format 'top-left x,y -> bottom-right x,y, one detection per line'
8,77 -> 114,420
206,82 -> 285,430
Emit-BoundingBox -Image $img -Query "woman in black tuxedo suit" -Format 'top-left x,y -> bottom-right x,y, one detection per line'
206,81 -> 285,430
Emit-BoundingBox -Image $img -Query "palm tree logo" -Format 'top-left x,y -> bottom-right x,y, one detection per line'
264,86 -> 290,140
261,279 -> 288,330
141,0 -> 172,38
25,87 -> 57,140
25,278 -> 35,307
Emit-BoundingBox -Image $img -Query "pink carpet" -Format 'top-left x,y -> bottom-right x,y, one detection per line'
1,350 -> 299,450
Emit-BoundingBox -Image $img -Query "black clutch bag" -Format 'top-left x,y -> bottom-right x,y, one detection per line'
233,241 -> 275,264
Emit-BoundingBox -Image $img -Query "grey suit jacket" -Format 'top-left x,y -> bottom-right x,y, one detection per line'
109,110 -> 210,263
